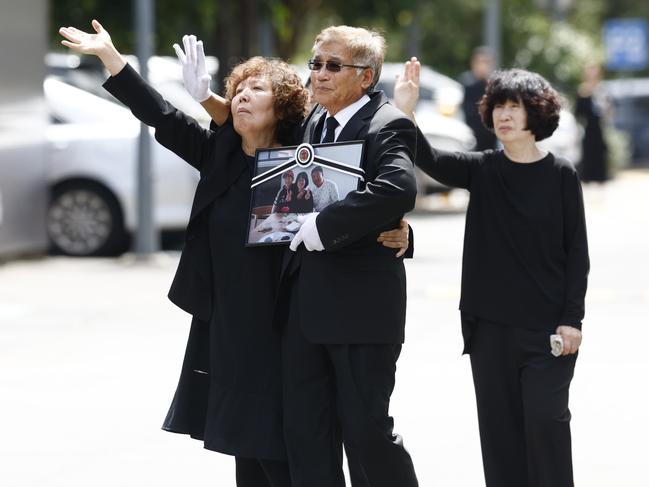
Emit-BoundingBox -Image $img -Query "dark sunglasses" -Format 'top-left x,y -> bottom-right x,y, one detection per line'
307,59 -> 369,72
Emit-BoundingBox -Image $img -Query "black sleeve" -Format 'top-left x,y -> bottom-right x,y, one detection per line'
559,168 -> 590,328
415,126 -> 483,190
103,63 -> 213,172
317,116 -> 418,251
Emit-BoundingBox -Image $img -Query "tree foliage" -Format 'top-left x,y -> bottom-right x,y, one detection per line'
50,0 -> 649,93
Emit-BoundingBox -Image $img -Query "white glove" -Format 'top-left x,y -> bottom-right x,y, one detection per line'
289,213 -> 324,252
173,34 -> 212,103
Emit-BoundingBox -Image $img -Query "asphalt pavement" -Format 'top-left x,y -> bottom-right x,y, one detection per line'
1,169 -> 648,486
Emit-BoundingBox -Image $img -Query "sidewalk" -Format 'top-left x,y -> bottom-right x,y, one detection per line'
1,255 -> 232,487
1,169 -> 648,486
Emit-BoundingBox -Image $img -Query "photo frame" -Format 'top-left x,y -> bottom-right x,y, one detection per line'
245,140 -> 365,246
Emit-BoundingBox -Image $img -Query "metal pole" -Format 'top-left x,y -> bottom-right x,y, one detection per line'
257,0 -> 275,57
407,0 -> 422,59
484,0 -> 501,68
134,0 -> 157,258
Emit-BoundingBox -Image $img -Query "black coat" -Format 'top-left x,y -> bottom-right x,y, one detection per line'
104,64 -> 245,321
285,93 -> 418,344
103,64 -> 287,460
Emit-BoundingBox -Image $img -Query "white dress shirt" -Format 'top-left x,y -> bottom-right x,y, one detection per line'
320,94 -> 371,142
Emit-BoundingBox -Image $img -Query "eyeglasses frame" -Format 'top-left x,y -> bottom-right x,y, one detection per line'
307,59 -> 370,73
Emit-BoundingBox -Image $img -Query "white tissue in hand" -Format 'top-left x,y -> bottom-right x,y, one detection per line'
550,334 -> 564,357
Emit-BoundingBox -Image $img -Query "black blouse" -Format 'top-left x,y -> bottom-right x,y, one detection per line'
416,137 -> 590,331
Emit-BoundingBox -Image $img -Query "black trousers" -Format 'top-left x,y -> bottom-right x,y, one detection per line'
469,319 -> 577,487
235,457 -> 291,487
280,275 -> 418,487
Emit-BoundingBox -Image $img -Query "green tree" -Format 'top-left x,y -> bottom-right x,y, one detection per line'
51,0 -> 649,90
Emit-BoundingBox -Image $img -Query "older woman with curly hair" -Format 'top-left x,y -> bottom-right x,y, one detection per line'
59,20 -> 310,487
396,61 -> 589,487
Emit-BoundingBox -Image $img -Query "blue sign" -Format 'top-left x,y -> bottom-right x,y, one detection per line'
604,19 -> 649,71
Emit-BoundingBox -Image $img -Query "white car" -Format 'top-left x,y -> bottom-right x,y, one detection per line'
44,54 -> 217,256
538,109 -> 582,165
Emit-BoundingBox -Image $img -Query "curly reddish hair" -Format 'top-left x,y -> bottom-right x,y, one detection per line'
478,69 -> 562,141
224,57 -> 309,140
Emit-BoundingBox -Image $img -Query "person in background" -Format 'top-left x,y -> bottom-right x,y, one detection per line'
575,63 -> 610,186
459,46 -> 497,151
309,165 -> 339,211
397,57 -> 589,487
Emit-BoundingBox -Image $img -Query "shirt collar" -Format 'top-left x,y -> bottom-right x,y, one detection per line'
326,94 -> 371,134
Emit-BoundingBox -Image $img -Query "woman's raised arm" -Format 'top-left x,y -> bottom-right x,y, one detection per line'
393,56 -> 420,121
394,56 -> 481,190
59,20 -> 217,172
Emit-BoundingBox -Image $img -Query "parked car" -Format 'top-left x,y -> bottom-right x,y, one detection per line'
44,53 -> 217,256
0,100 -> 49,258
538,109 -> 582,166
0,3 -> 49,258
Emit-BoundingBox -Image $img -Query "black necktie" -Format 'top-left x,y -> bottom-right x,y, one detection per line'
321,116 -> 339,143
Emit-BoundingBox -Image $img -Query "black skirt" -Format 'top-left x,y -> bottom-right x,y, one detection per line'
163,149 -> 287,461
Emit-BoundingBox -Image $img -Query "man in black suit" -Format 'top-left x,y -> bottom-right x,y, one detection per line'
280,25 -> 419,487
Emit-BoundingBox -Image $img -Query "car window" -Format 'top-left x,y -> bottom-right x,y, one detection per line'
47,67 -> 126,107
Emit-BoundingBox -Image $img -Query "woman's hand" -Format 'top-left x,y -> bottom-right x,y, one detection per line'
377,219 -> 410,258
556,325 -> 582,355
59,20 -> 126,76
173,35 -> 213,103
394,57 -> 420,121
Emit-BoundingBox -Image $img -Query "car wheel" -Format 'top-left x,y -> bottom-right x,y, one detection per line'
47,182 -> 128,256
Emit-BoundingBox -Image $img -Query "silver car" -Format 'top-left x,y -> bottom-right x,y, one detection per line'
44,54 -> 217,256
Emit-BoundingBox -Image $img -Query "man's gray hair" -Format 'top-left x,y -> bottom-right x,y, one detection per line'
313,25 -> 386,92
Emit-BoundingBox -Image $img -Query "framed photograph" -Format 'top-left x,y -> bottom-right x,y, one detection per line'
245,140 -> 365,246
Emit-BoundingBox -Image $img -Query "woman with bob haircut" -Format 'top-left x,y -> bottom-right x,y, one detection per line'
394,59 -> 589,487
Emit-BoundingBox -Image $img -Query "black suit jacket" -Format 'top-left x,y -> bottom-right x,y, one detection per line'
103,64 -> 247,322
287,92 -> 418,344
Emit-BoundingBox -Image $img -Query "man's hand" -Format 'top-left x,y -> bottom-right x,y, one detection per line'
555,325 -> 582,356
393,57 -> 421,121
289,213 -> 324,252
173,35 -> 212,103
377,219 -> 409,257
